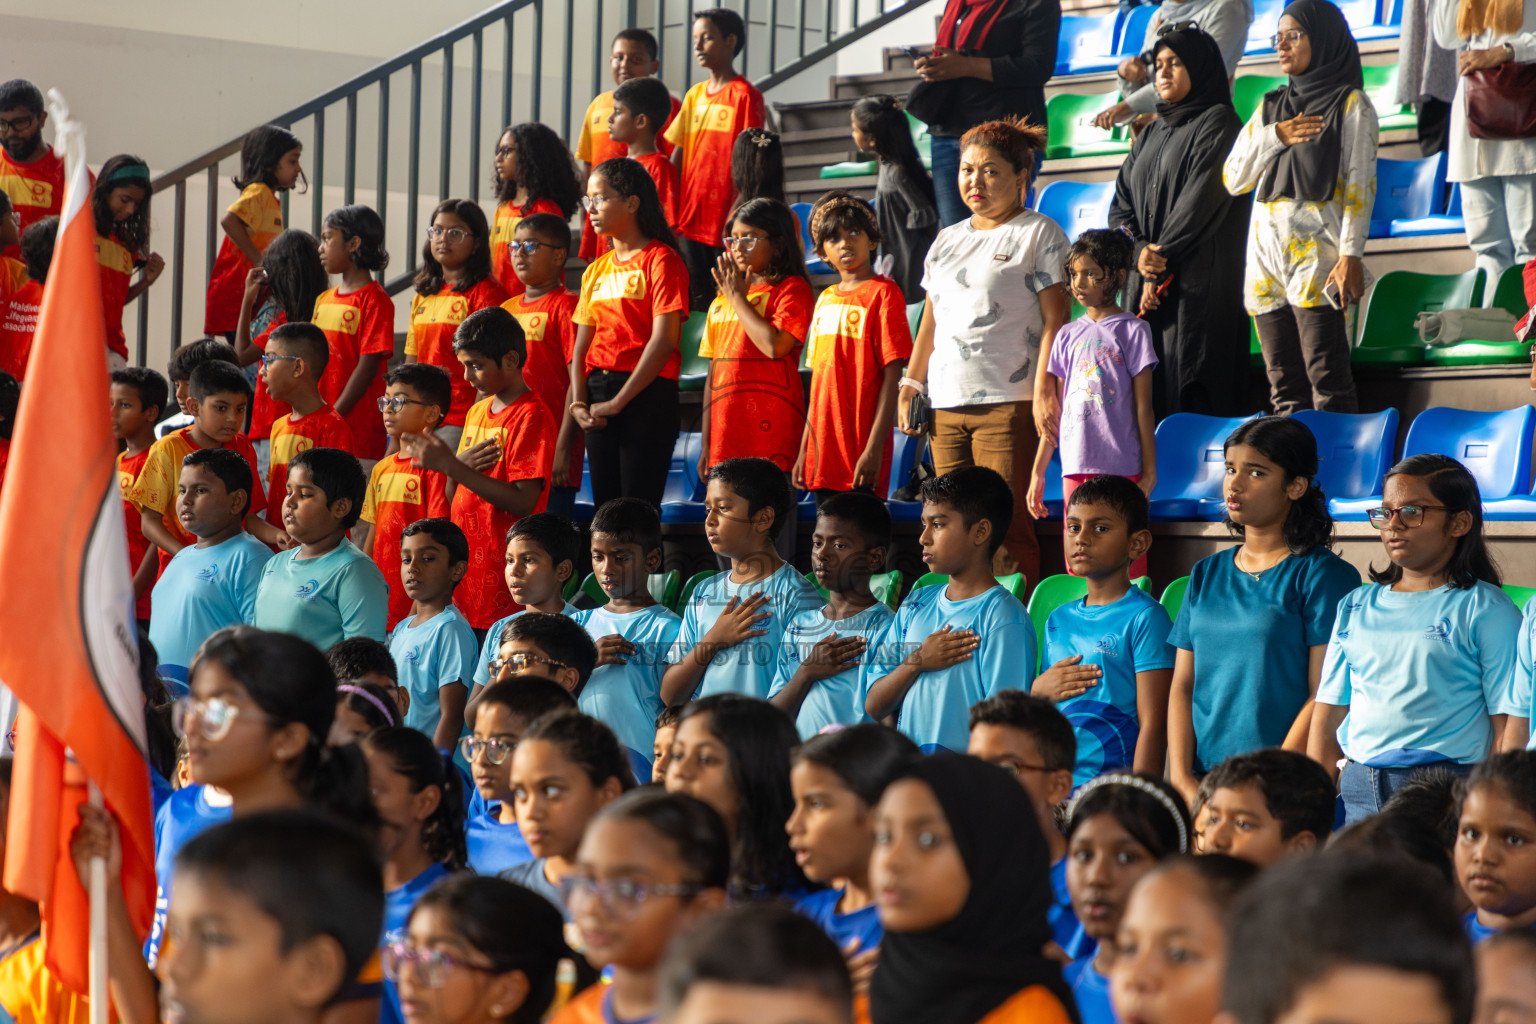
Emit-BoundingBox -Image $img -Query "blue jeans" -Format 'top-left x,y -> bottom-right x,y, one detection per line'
930,135 -> 1043,228
1339,760 -> 1473,825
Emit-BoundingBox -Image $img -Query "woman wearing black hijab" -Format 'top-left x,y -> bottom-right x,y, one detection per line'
864,752 -> 1078,1024
1110,27 -> 1252,419
1223,0 -> 1377,416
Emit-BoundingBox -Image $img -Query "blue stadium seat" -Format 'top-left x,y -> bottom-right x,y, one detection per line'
571,459 -> 595,522
1116,5 -> 1157,57
1292,409 -> 1400,505
660,432 -> 707,523
1056,13 -> 1122,75
1036,180 -> 1115,246
1389,183 -> 1464,237
1368,153 -> 1445,239
1339,0 -> 1402,39
1329,406 -> 1536,519
1246,0 -> 1286,52
887,428 -> 930,523
1148,413 -> 1258,521
791,201 -> 833,275
1038,448 -> 1064,520
1484,481 -> 1536,521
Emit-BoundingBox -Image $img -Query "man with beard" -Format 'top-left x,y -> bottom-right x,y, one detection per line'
0,80 -> 65,240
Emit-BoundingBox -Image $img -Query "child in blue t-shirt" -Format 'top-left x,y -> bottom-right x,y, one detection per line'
1453,751 -> 1536,944
662,458 -> 823,704
1311,454 -> 1523,825
469,512 -> 582,696
864,466 -> 1038,753
251,446 -> 389,650
1033,475 -> 1173,785
148,448 -> 273,677
967,691 -> 1089,960
770,492 -> 895,740
1515,592 -> 1536,746
387,519 -> 478,750
574,498 -> 682,778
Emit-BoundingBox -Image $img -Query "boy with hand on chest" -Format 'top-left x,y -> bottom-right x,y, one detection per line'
661,457 -> 823,704
388,517 -> 478,751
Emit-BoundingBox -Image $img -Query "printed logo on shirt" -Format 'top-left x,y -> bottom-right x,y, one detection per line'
687,100 -> 737,135
196,563 -> 220,583
313,302 -> 360,334
271,431 -> 316,464
588,268 -> 649,304
402,646 -> 421,664
511,310 -> 547,342
804,298 -> 865,368
1424,618 -> 1453,646
417,293 -> 472,324
96,235 -> 134,274
117,468 -> 136,495
377,469 -> 426,505
296,579 -> 322,601
0,173 -> 52,208
1095,633 -> 1120,658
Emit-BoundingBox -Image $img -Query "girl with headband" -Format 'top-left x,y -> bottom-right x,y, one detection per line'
331,680 -> 400,746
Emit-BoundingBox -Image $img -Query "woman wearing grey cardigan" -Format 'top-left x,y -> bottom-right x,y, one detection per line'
1093,0 -> 1254,129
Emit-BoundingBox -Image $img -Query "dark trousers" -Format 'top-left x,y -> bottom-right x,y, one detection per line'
1255,304 -> 1358,416
678,237 -> 725,312
585,370 -> 680,509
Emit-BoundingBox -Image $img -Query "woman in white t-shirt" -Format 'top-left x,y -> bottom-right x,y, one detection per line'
897,117 -> 1071,584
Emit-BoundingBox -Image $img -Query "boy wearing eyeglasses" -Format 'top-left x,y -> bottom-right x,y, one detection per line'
261,323 -> 354,519
356,363 -> 453,627
501,213 -> 584,519
388,518 -> 476,751
489,612 -> 600,698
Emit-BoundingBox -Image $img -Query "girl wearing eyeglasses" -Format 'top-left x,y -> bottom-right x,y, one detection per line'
1309,453 -> 1524,824
489,123 -> 583,299
405,198 -> 512,446
551,789 -> 731,1024
391,873 -> 595,1024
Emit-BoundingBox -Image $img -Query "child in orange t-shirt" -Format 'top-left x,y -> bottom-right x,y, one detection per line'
400,307 -> 556,631
0,193 -> 25,303
111,366 -> 168,625
406,199 -> 512,441
797,193 -> 911,498
205,125 -> 303,336
316,205 -> 395,459
664,7 -> 765,310
606,77 -> 681,251
92,155 -> 164,367
501,212 -> 583,519
0,216 -> 51,383
489,123 -> 581,298
233,230 -> 329,446
261,323 -> 355,518
569,158 -> 689,509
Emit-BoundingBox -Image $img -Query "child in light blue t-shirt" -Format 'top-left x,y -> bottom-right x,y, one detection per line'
864,467 -> 1038,753
574,498 -> 683,777
662,459 -> 822,705
251,447 -> 388,651
469,513 -> 582,693
387,519 -> 479,749
148,448 -> 273,675
1035,476 -> 1173,786
770,492 -> 896,740
1514,593 -> 1536,744
1311,454 -> 1523,824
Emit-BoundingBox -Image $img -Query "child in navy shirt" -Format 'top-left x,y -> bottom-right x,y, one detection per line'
864,467 -> 1038,753
388,518 -> 478,750
1033,475 -> 1173,784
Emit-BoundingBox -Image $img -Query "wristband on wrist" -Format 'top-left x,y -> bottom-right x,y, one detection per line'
899,376 -> 928,395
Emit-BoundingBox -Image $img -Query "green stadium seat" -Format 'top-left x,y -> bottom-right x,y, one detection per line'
1045,93 -> 1131,161
1159,576 -> 1190,621
1354,268 -> 1484,366
820,160 -> 877,179
803,570 -> 905,610
1232,75 -> 1285,124
1362,64 -> 1417,131
676,569 -> 718,612
578,570 -> 682,609
1025,574 -> 1153,650
909,572 -> 1028,603
1504,583 -> 1536,609
562,573 -> 581,601
1424,264 -> 1534,366
907,300 -> 925,337
678,313 -> 709,392
905,110 -> 932,170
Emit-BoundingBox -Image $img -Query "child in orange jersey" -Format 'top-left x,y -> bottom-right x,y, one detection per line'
111,366 -> 168,626
233,230 -> 329,456
0,216 -> 51,383
796,193 -> 910,499
355,363 -> 454,629
698,198 -> 813,559
262,323 -> 354,519
488,123 -> 581,298
0,194 -> 24,302
502,212 -> 583,520
204,125 -> 303,337
91,155 -> 163,369
608,77 -> 681,234
315,205 -> 395,459
569,158 -> 688,509
665,7 -> 765,311
401,307 -> 556,634
405,199 -> 511,447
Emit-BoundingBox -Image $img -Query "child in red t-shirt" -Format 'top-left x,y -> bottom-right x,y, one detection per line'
232,230 -> 329,448
607,77 -> 681,247
489,123 -> 582,298
205,125 -> 303,336
110,367 -> 168,625
569,158 -> 689,509
92,155 -> 164,367
406,199 -> 512,439
665,7 -> 765,311
400,308 -> 556,631
0,217 -> 51,383
796,192 -> 911,498
316,205 -> 395,459
500,213 -> 583,518
261,324 -> 355,518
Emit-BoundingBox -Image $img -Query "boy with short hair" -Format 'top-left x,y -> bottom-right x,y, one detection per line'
769,491 -> 893,739
471,512 -> 584,692
148,449 -> 274,676
399,307 -> 556,632
130,360 -> 285,562
575,497 -> 683,776
1199,748 -> 1337,867
112,366 -> 168,623
489,612 -> 599,697
356,362 -> 454,628
325,637 -> 409,720
864,466 -> 1038,753
661,457 -> 823,704
500,213 -> 582,516
968,691 -> 1085,958
1222,852 -> 1473,1024
665,7 -> 767,311
463,676 -> 578,875
252,446 -> 388,650
0,217 -> 55,382
652,704 -> 681,784
262,322 -> 354,517
609,76 -> 680,226
160,338 -> 240,438
1032,474 -> 1173,785
389,517 -> 478,750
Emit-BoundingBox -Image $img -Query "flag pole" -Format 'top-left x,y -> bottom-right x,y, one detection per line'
87,781 -> 107,1024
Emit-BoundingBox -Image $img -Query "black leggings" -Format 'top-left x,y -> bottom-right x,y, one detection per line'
679,237 -> 725,313
585,370 -> 680,509
1255,304 -> 1358,415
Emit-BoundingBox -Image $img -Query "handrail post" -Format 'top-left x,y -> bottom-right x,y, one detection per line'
408,60 -> 422,278
440,41 -> 454,202
502,14 -> 515,128
470,29 -> 484,203
172,181 -> 187,347
344,93 -> 358,206
311,107 -> 326,236
377,75 -> 390,262
531,2 -> 544,122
